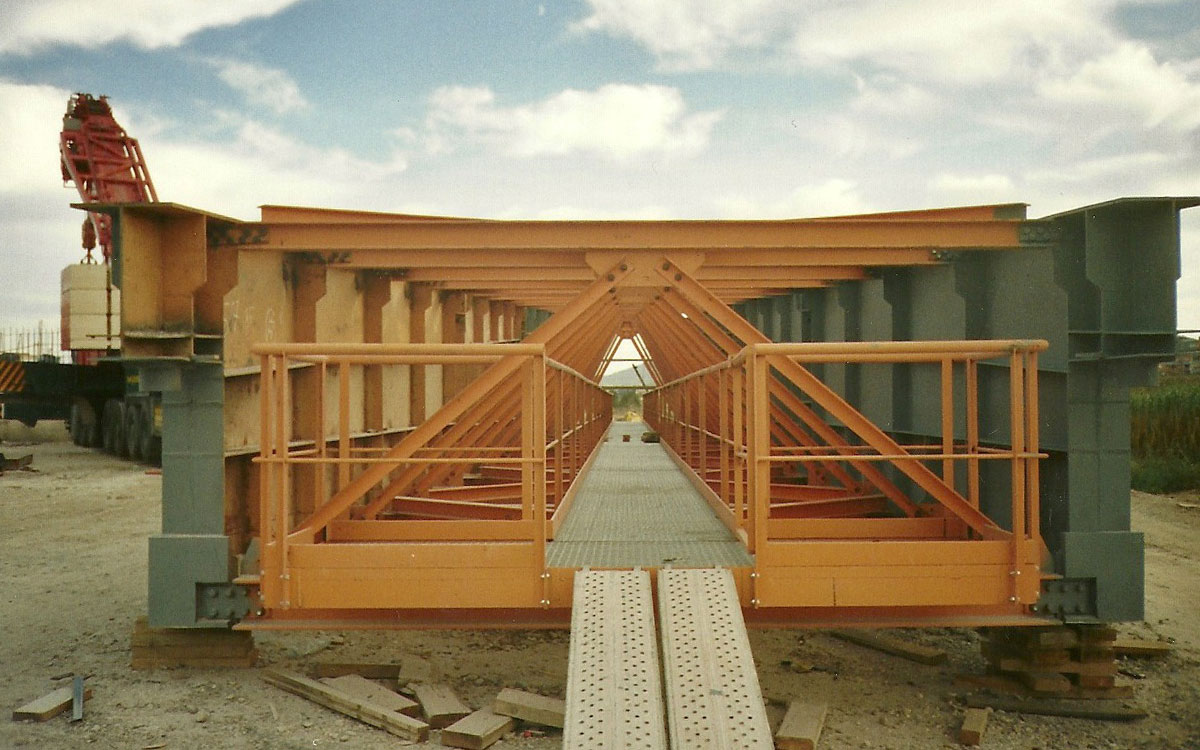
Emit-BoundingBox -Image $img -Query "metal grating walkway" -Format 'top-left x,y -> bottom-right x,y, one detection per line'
546,422 -> 753,568
563,569 -> 667,749
659,568 -> 774,748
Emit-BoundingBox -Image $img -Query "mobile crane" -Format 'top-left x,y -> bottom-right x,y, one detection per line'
0,93 -> 161,462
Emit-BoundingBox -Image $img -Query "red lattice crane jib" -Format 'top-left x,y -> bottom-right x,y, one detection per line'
59,93 -> 157,261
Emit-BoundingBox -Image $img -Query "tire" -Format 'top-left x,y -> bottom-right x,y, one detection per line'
125,402 -> 144,462
139,403 -> 158,464
102,399 -> 125,456
69,404 -> 84,446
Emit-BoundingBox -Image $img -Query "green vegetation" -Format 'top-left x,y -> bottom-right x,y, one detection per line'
1130,376 -> 1200,493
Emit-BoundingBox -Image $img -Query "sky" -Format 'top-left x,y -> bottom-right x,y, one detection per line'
0,0 -> 1198,338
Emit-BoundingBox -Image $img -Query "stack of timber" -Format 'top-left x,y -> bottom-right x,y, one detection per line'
130,617 -> 257,669
978,625 -> 1131,699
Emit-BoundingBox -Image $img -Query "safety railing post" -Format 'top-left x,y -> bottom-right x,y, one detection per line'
1008,349 -> 1026,602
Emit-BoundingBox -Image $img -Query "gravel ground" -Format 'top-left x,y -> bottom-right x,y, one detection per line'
2,422 -> 1197,749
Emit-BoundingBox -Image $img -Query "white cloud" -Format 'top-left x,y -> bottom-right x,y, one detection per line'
0,0 -> 303,55
575,0 -> 1110,82
930,173 -> 1018,202
0,80 -> 71,193
572,0 -> 794,71
425,84 -> 723,161
1036,42 -> 1200,132
715,179 -> 865,219
206,58 -> 307,115
147,117 -> 407,216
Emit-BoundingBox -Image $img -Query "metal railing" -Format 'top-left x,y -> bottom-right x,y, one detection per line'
251,342 -> 610,610
644,340 -> 1047,570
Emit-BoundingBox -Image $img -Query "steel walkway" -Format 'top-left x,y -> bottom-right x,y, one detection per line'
564,568 -> 772,749
546,422 -> 753,568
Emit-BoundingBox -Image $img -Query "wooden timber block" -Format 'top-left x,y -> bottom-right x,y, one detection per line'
441,708 -> 514,749
413,683 -> 471,728
990,655 -> 1116,677
954,673 -> 1133,701
131,653 -> 258,670
262,668 -> 429,742
982,642 -> 1070,666
1078,626 -> 1118,643
492,688 -> 565,729
1017,671 -> 1072,695
12,686 -> 94,722
775,701 -> 826,750
965,693 -> 1146,722
320,675 -> 420,717
131,617 -> 257,670
1073,674 -> 1116,690
830,629 -> 947,665
990,627 -> 1078,650
958,707 -> 990,746
1112,638 -> 1172,658
1073,645 -> 1115,663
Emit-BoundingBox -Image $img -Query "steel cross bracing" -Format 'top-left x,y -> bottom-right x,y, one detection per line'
100,196 -> 1173,629
176,201 -> 1062,628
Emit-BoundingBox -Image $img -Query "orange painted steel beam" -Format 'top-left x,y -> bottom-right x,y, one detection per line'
230,216 -> 1029,252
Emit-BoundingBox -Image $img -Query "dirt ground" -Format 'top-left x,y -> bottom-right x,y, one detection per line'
2,422 -> 1198,749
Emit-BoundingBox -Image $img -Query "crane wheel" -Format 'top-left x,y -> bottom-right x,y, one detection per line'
125,403 -> 144,462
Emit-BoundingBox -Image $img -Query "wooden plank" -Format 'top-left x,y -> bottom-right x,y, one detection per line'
965,694 -> 1147,721
830,629 -> 947,665
953,674 -> 1134,700
319,675 -> 419,717
1112,638 -> 1172,658
492,688 -> 565,729
412,683 -> 470,729
12,686 -> 93,722
775,701 -> 827,750
958,707 -> 990,745
989,655 -> 1116,676
658,568 -> 774,748
311,662 -> 404,679
261,668 -> 429,742
440,708 -> 514,749
564,570 -> 667,749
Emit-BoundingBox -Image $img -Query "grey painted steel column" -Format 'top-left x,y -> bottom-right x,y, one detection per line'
144,362 -> 230,627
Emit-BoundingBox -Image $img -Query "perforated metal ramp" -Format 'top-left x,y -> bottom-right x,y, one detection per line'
658,568 -> 774,749
563,569 -> 667,749
547,422 -> 752,568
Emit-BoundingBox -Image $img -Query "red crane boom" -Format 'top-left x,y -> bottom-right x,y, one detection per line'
59,93 -> 157,261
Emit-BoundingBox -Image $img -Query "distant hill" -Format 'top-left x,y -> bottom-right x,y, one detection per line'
601,365 -> 651,388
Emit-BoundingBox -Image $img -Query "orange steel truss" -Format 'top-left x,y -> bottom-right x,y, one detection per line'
206,201 -> 1066,630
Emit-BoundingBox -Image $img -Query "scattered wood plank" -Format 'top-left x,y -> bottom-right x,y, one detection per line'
319,674 -> 420,717
261,668 -> 429,742
12,686 -> 93,722
441,708 -> 514,749
492,688 -> 565,729
988,654 -> 1116,676
774,701 -> 826,750
965,694 -> 1147,722
958,707 -> 990,746
830,629 -> 947,665
954,673 -> 1134,700
311,662 -> 403,679
413,683 -> 471,729
1112,638 -> 1172,658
